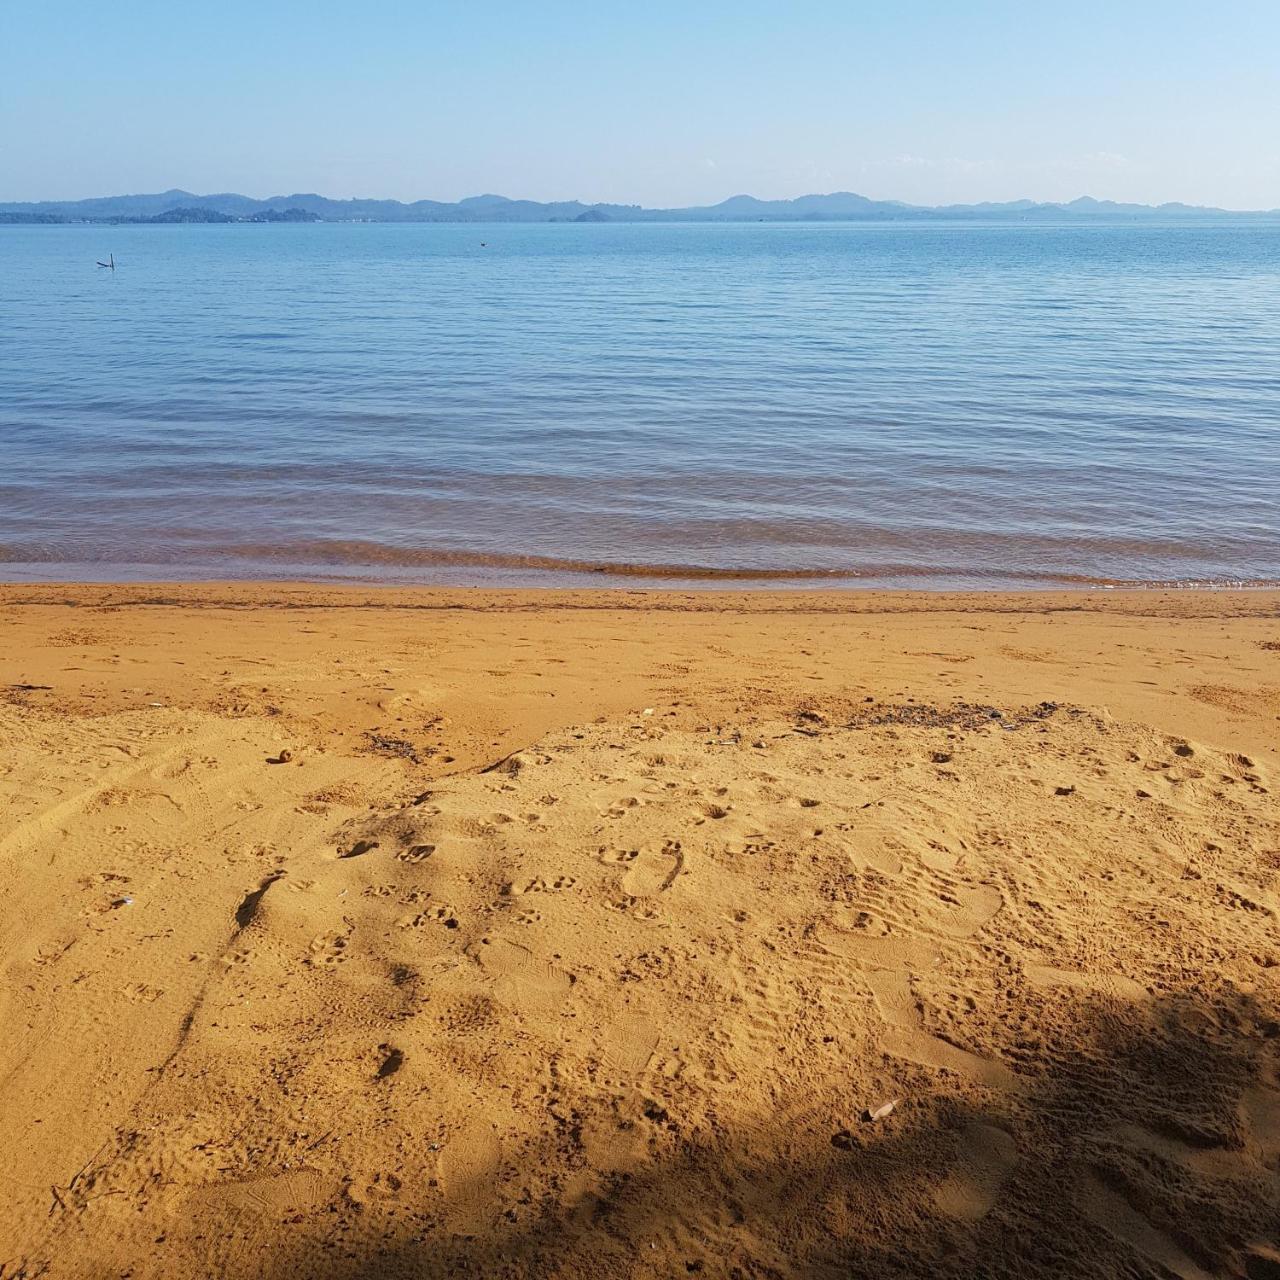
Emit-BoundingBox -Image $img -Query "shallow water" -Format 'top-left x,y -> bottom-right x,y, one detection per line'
2,220 -> 1278,587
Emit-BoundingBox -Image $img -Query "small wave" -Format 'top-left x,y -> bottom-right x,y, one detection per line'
219,541 -> 855,580
2,539 -> 1277,590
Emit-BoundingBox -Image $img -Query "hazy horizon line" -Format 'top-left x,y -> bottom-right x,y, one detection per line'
5,186 -> 1280,214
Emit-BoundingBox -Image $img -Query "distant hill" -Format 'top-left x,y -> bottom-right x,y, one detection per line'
1,189 -> 1276,224
137,206 -> 236,224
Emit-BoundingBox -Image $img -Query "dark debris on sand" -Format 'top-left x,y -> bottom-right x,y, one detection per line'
362,732 -> 423,763
794,700 -> 1071,735
856,700 -> 1064,730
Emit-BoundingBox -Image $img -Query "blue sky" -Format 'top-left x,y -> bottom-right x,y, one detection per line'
3,0 -> 1278,207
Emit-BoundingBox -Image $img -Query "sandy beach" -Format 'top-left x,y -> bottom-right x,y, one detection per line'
2,584 -> 1278,1278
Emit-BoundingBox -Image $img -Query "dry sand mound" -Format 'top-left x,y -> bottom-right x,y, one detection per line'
6,696 -> 1278,1278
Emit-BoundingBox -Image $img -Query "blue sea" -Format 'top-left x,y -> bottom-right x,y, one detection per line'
2,220 -> 1278,588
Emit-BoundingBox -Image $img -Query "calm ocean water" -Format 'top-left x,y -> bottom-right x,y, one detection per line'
2,221 -> 1278,588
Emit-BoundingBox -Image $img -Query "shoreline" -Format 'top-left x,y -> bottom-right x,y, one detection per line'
4,562 -> 1278,593
5,579 -> 1280,612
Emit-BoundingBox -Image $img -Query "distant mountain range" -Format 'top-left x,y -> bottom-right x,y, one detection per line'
2,189 -> 1277,224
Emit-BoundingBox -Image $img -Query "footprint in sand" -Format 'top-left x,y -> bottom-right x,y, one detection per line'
438,1122 -> 502,1233
598,846 -> 639,865
1024,964 -> 1147,1002
843,834 -> 906,876
619,841 -> 683,898
931,1122 -> 1020,1221
396,844 -> 435,865
306,923 -> 353,969
195,1168 -> 329,1220
601,1011 -> 660,1077
930,881 -> 1004,939
602,796 -> 641,818
821,912 -> 945,973
475,937 -> 571,1017
1079,1172 -> 1216,1280
582,1112 -> 647,1175
397,904 -> 459,930
510,873 -> 577,895
839,817 -> 960,877
867,969 -> 1020,1092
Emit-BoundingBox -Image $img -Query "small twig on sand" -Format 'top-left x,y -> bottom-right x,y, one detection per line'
67,1138 -> 111,1193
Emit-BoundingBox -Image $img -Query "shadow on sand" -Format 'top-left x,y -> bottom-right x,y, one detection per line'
240,984 -> 1280,1280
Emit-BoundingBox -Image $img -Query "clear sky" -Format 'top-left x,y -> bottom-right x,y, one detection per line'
3,0 -> 1278,208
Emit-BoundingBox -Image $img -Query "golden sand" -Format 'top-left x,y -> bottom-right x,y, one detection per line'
2,585 -> 1278,1278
